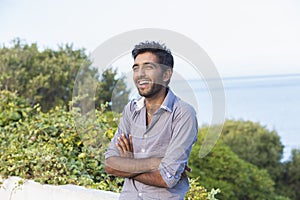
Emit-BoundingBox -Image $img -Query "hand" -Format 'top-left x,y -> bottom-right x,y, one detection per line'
116,134 -> 134,158
185,165 -> 192,173
181,165 -> 192,179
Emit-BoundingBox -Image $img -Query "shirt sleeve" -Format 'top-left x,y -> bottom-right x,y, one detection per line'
104,102 -> 132,159
158,102 -> 198,188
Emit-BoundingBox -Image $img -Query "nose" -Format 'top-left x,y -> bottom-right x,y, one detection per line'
135,67 -> 146,77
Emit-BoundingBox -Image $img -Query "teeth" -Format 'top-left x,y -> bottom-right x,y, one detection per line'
138,80 -> 150,85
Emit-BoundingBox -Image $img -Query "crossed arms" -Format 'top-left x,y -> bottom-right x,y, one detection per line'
105,134 -> 171,188
105,103 -> 197,189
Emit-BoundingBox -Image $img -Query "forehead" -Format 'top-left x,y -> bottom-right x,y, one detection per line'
134,52 -> 158,64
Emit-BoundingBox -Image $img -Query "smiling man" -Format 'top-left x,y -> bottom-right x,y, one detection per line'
104,41 -> 198,200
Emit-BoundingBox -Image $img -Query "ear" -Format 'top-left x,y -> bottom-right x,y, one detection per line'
163,68 -> 173,83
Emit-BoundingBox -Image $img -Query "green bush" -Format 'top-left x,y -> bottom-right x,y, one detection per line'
220,119 -> 284,181
0,90 -> 217,199
189,126 -> 279,200
185,177 -> 220,200
0,41 -> 92,112
0,90 -> 123,192
0,40 -> 130,112
0,90 -> 33,127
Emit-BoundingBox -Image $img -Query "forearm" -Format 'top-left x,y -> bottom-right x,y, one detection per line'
133,170 -> 169,188
105,156 -> 161,178
104,164 -> 139,178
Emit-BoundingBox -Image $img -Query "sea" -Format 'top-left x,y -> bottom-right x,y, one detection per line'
170,73 -> 300,161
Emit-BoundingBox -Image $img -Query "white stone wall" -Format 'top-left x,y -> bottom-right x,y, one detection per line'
0,176 -> 119,200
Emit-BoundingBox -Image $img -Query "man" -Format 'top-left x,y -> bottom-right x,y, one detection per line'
104,41 -> 198,199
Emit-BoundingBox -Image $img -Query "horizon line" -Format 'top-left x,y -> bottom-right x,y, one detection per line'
187,73 -> 300,82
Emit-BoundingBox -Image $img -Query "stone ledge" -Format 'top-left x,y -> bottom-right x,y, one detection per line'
0,176 -> 119,200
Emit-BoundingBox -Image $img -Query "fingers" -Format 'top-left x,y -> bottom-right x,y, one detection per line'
185,165 -> 192,173
129,134 -> 134,152
117,134 -> 127,151
116,134 -> 134,158
122,134 -> 131,151
116,142 -> 124,157
181,165 -> 192,180
117,134 -> 133,152
182,171 -> 187,178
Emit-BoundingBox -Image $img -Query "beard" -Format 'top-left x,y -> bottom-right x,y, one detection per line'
137,82 -> 165,98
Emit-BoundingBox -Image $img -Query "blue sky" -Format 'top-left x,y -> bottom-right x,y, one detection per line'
1,0 -> 300,77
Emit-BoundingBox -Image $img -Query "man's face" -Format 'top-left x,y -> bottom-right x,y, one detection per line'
132,52 -> 166,98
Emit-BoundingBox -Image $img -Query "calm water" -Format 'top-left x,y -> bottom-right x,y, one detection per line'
172,74 -> 300,161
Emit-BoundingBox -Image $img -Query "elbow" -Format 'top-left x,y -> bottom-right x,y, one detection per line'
161,181 -> 170,188
166,177 -> 183,188
160,174 -> 180,189
157,179 -> 173,189
164,181 -> 174,189
157,170 -> 176,188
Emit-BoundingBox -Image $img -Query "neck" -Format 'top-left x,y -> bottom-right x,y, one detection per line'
145,87 -> 168,115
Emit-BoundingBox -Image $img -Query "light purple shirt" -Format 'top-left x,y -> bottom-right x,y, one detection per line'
104,89 -> 198,200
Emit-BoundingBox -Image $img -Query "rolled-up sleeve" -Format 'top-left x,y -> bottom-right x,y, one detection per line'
158,103 -> 198,188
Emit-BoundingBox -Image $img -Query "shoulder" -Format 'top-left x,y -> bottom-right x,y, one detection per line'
173,96 -> 197,116
166,89 -> 196,115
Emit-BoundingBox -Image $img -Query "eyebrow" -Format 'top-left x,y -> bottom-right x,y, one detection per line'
132,62 -> 157,68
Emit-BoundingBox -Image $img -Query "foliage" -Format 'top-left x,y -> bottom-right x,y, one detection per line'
0,90 -> 216,199
96,68 -> 130,113
0,90 -> 123,192
0,90 -> 33,127
0,39 -> 130,112
220,120 -> 284,181
278,149 -> 300,199
219,120 -> 297,199
0,39 -> 93,111
185,177 -> 220,200
189,125 -> 281,200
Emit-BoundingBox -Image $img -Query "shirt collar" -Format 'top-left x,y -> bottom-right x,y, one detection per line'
160,88 -> 175,112
135,97 -> 145,111
134,88 -> 176,113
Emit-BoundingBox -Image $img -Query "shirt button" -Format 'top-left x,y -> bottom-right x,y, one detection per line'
138,192 -> 142,197
166,172 -> 172,178
141,148 -> 145,153
144,134 -> 148,138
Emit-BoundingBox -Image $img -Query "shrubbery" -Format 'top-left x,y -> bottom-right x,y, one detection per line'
0,39 -> 130,112
188,123 -> 292,200
0,90 -> 219,199
221,119 -> 284,181
0,90 -> 123,191
0,90 -> 33,126
2,40 -> 299,199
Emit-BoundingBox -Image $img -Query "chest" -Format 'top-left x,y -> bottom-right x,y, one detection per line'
130,110 -> 174,158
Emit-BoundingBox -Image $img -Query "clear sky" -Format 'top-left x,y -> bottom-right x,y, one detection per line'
1,0 -> 300,77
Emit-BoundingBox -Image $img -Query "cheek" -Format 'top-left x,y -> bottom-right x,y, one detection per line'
133,73 -> 139,82
154,72 -> 165,82
149,71 -> 162,79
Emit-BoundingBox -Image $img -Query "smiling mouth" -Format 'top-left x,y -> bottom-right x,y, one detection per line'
137,79 -> 151,85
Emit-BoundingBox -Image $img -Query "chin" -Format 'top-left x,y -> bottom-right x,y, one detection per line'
137,85 -> 164,98
139,91 -> 158,98
138,91 -> 150,97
